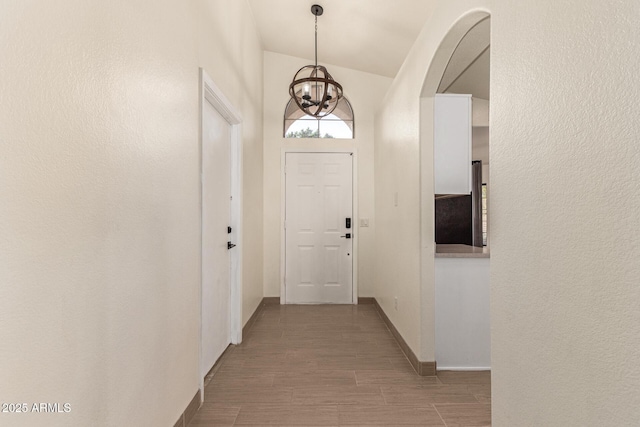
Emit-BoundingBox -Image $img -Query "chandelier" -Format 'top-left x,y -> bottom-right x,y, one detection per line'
289,4 -> 343,118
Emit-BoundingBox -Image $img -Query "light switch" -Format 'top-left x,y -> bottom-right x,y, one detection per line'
360,219 -> 369,227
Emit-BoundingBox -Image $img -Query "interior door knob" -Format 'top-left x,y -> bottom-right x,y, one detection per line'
340,233 -> 351,239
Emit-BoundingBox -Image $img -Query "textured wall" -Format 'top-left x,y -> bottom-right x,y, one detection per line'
0,1 -> 263,426
373,77 -> 424,355
377,0 -> 640,425
262,51 -> 391,299
374,0 -> 474,362
490,1 -> 640,425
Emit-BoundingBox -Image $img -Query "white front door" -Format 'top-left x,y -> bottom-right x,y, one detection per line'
201,99 -> 231,378
285,152 -> 353,304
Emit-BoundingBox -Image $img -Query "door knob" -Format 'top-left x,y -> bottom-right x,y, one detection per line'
340,233 -> 351,239
227,241 -> 236,249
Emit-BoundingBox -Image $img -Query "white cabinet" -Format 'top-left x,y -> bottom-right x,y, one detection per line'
434,94 -> 472,195
435,257 -> 491,369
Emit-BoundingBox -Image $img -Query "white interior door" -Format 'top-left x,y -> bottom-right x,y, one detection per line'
201,99 -> 231,378
285,152 -> 353,304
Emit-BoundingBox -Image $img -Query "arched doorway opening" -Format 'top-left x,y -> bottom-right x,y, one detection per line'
420,11 -> 491,371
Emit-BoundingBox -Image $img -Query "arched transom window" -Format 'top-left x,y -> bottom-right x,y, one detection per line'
284,96 -> 354,139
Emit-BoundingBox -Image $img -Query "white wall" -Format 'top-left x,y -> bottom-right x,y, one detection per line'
435,258 -> 490,369
195,1 -> 264,329
490,1 -> 640,425
262,51 -> 391,298
374,2 -> 446,362
472,126 -> 490,164
376,0 -> 640,425
0,1 -> 263,426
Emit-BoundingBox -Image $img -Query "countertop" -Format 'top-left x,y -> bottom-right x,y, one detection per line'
435,244 -> 490,258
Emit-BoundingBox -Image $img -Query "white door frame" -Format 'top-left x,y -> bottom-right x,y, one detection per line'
199,68 -> 243,395
280,148 -> 358,304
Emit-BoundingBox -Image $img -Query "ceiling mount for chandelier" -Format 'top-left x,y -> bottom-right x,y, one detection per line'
288,4 -> 343,118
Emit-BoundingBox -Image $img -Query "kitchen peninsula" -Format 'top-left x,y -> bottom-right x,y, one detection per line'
435,243 -> 490,370
436,243 -> 489,258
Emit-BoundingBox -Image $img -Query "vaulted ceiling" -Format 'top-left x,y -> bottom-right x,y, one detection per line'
248,1 -> 489,101
248,1 -> 491,160
247,0 -> 437,78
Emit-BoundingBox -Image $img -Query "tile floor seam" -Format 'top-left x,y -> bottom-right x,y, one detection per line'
379,386 -> 390,406
433,403 -> 449,427
231,407 -> 240,426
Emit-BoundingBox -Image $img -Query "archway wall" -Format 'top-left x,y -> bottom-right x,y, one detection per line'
375,0 -> 640,425
373,0 -> 491,367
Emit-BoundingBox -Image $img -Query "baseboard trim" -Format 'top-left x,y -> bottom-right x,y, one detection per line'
173,389 -> 201,427
181,298 -> 281,427
438,367 -> 491,371
242,297 -> 279,337
203,344 -> 236,388
372,298 -> 436,376
357,297 -> 376,304
242,300 -> 263,338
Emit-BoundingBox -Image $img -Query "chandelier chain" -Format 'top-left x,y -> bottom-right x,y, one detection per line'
288,4 -> 342,118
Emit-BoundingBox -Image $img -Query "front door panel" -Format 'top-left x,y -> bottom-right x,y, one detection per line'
285,153 -> 353,304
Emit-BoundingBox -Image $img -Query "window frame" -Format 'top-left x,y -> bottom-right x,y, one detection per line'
283,96 -> 355,139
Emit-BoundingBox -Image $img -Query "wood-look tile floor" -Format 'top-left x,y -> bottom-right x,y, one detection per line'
189,303 -> 491,426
